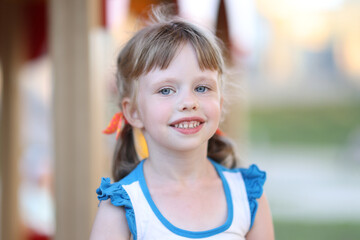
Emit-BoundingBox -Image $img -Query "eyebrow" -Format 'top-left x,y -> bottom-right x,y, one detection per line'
197,76 -> 217,82
150,78 -> 178,86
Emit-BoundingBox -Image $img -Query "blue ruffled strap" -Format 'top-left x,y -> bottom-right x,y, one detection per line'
96,177 -> 137,239
240,165 -> 266,230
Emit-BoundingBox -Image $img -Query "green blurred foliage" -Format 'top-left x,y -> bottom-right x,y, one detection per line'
249,102 -> 360,147
274,221 -> 360,240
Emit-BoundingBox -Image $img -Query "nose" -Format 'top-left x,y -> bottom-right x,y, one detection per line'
177,91 -> 199,111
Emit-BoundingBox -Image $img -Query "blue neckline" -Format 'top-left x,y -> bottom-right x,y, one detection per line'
138,159 -> 233,238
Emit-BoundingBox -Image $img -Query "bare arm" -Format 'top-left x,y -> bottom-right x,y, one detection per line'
246,193 -> 274,240
90,199 -> 131,240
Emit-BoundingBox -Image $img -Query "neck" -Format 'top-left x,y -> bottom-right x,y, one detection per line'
144,142 -> 213,183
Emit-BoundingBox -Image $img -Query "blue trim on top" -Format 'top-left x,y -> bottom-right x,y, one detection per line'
239,164 -> 266,230
118,162 -> 143,185
138,159 -> 233,238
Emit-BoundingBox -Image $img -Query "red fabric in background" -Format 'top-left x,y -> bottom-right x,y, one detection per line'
27,229 -> 50,240
24,1 -> 47,60
101,0 -> 107,28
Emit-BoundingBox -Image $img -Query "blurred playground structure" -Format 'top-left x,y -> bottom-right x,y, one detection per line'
1,0 -> 359,239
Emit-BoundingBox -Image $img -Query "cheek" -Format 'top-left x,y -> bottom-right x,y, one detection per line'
204,98 -> 222,119
142,98 -> 173,122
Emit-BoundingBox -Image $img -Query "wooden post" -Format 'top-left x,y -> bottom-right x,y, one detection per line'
0,1 -> 26,240
50,0 -> 106,239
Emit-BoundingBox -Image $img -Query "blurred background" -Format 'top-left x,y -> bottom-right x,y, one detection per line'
0,0 -> 359,239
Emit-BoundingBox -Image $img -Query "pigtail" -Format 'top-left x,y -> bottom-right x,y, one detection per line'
207,134 -> 237,168
112,124 -> 140,181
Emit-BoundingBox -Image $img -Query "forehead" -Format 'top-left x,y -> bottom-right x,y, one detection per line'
139,43 -> 219,86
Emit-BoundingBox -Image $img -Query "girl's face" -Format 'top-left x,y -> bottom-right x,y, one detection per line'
131,43 -> 222,154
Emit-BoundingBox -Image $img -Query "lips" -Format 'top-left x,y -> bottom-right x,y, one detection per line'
170,117 -> 204,126
169,117 -> 205,134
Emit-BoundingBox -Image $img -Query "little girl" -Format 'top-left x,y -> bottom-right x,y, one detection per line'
90,6 -> 274,240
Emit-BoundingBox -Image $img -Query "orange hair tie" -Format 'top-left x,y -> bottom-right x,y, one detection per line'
103,112 -> 128,140
215,128 -> 225,136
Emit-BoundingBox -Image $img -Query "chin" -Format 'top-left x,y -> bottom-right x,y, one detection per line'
168,138 -> 210,152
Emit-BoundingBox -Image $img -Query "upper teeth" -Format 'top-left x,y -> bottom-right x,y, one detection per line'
174,121 -> 200,129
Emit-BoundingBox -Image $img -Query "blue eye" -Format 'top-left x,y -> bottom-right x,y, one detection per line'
195,86 -> 208,93
159,88 -> 174,95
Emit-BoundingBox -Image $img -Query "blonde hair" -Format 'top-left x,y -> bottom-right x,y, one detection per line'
113,5 -> 237,181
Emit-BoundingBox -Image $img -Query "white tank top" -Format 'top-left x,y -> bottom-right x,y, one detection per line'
97,159 -> 266,240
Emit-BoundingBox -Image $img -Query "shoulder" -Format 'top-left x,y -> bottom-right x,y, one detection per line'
245,193 -> 275,240
92,164 -> 142,239
90,199 -> 130,240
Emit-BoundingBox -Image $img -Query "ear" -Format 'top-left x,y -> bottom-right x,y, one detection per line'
122,97 -> 144,129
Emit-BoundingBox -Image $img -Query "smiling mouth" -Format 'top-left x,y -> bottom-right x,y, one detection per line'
173,121 -> 201,129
